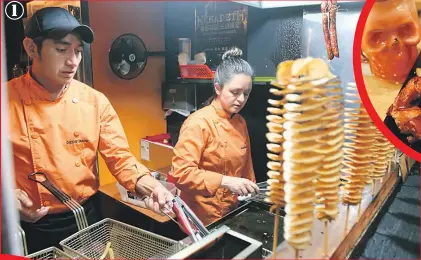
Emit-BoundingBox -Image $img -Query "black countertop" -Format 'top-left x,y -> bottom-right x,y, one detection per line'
207,200 -> 285,257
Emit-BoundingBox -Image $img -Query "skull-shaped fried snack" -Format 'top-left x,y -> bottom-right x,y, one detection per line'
362,0 -> 421,84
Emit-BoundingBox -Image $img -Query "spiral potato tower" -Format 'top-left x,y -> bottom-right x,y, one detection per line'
266,57 -> 338,251
387,143 -> 396,173
314,75 -> 344,222
341,83 -> 375,206
265,98 -> 286,207
370,129 -> 390,181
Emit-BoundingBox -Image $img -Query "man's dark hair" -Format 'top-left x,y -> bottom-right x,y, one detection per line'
30,33 -> 83,57
32,37 -> 46,55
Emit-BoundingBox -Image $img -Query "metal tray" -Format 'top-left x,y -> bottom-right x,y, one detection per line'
208,201 -> 285,258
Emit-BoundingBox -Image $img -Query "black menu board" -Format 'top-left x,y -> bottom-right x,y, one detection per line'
195,2 -> 248,69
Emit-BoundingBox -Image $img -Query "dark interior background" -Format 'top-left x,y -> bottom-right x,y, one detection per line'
163,2 -> 306,182
4,1 -> 369,183
4,0 -> 29,81
163,1 -> 364,183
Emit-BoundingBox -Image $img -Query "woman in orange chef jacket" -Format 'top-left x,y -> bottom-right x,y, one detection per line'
172,47 -> 260,226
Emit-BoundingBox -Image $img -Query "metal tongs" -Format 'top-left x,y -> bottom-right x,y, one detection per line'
135,182 -> 210,243
238,182 -> 268,203
171,196 -> 210,243
28,172 -> 89,230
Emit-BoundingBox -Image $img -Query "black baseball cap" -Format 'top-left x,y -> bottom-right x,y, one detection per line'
25,7 -> 94,44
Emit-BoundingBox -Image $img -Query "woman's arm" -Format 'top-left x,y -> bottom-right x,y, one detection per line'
242,122 -> 256,183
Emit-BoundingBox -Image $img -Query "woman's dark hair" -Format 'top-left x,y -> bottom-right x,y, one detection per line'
201,47 -> 254,107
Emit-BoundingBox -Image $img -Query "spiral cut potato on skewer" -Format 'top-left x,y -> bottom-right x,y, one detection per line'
341,83 -> 375,206
386,143 -> 396,173
370,129 -> 391,181
366,136 -> 378,185
265,96 -> 286,207
267,57 -> 337,252
315,74 -> 344,223
387,143 -> 395,159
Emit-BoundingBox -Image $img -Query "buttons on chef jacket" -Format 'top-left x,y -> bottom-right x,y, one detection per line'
72,97 -> 79,103
31,133 -> 39,139
24,99 -> 32,106
75,161 -> 81,167
74,131 -> 80,137
43,200 -> 51,206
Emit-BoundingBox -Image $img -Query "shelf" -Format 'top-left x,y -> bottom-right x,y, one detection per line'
232,1 -> 363,9
167,77 -> 275,85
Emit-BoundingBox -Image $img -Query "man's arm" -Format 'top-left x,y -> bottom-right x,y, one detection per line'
97,95 -> 172,212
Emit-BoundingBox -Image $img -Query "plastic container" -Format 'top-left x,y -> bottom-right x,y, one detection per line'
116,181 -> 179,208
179,64 -> 215,79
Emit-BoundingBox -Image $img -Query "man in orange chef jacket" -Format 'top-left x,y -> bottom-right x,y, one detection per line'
6,7 -> 173,254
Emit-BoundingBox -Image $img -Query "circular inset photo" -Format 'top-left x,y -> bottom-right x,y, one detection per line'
355,0 -> 421,160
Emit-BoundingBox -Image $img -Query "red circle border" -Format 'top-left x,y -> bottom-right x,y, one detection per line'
353,0 -> 421,162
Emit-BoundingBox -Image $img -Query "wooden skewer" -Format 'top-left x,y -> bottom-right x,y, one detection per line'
272,206 -> 280,259
371,180 -> 375,196
324,221 -> 328,257
357,203 -> 361,218
295,249 -> 299,259
344,205 -> 350,236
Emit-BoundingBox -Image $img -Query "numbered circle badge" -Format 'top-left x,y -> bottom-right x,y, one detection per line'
5,1 -> 25,21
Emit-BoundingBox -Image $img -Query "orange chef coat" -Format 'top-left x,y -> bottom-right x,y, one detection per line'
172,100 -> 256,226
7,72 -> 150,214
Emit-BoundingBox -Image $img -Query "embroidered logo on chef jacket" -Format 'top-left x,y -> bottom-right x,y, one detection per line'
66,139 -> 89,145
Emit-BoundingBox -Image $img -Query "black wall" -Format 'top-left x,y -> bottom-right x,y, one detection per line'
246,6 -> 303,76
163,2 -> 309,183
4,0 -> 29,81
164,2 -> 304,80
164,1 -> 198,81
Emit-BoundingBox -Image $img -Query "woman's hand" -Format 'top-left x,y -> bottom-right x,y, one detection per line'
220,176 -> 260,196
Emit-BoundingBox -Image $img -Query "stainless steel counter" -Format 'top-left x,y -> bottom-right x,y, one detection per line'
207,199 -> 285,258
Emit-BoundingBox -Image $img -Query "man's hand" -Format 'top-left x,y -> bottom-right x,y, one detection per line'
16,189 -> 49,223
143,185 -> 174,215
220,176 -> 260,196
135,175 -> 174,215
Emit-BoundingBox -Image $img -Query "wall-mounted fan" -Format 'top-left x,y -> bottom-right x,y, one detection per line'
109,33 -> 148,80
